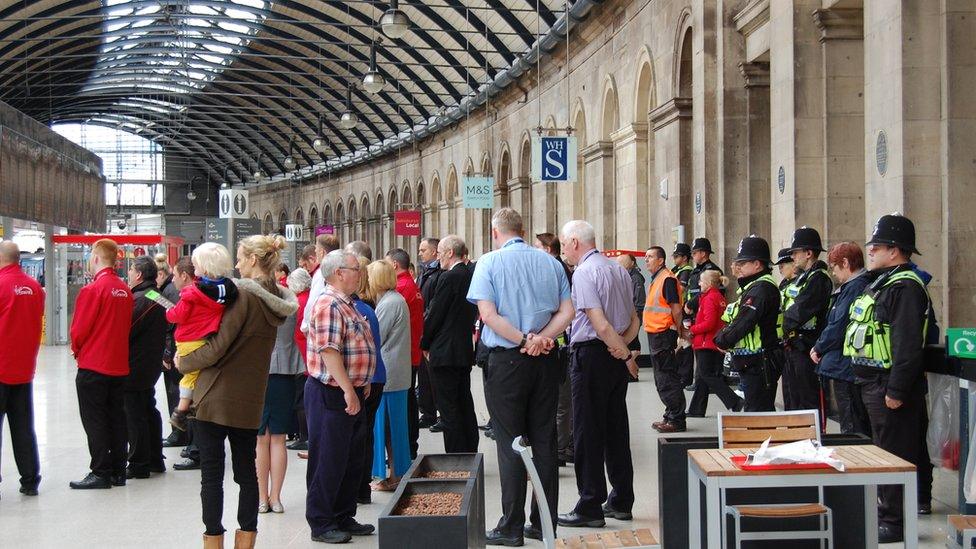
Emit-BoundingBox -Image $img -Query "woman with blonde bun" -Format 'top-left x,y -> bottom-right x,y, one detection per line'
178,235 -> 299,549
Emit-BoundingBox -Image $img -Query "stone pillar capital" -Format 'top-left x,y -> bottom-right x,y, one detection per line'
739,61 -> 771,88
813,8 -> 863,42
580,141 -> 614,163
507,176 -> 531,192
609,123 -> 649,148
649,98 -> 692,131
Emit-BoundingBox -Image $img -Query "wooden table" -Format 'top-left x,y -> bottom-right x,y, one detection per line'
687,444 -> 918,549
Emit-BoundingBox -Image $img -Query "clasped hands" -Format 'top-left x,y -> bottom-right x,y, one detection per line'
520,333 -> 555,356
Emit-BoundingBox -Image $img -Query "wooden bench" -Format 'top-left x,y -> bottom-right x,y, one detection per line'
947,515 -> 976,548
555,528 -> 659,549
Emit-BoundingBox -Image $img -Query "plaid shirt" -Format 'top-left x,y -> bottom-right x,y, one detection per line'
307,284 -> 376,388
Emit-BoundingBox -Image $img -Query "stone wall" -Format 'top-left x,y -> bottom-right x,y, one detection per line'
249,0 -> 976,325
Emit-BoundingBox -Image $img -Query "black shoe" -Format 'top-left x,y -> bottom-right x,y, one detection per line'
173,458 -> 200,471
429,421 -> 445,433
602,503 -> 633,520
485,428 -> 496,440
311,529 -> 352,544
287,439 -> 308,451
684,383 -> 697,392
557,512 -> 605,528
125,468 -> 150,480
180,446 -> 191,458
523,525 -> 543,540
486,529 -> 523,547
878,524 -> 903,543
418,416 -> 437,429
918,502 -> 932,515
19,486 -> 38,496
339,520 -> 375,536
162,431 -> 188,447
69,473 -> 111,490
110,474 -> 126,486
357,495 -> 372,505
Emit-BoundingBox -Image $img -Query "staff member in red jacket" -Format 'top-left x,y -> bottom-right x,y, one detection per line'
69,238 -> 134,490
0,241 -> 45,497
686,270 -> 743,417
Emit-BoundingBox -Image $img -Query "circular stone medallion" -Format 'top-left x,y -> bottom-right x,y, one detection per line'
876,131 -> 888,176
777,166 -> 785,194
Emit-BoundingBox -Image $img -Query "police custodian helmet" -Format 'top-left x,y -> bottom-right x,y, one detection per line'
734,235 -> 772,263
673,243 -> 692,257
774,248 -> 794,266
788,226 -> 826,253
691,237 -> 714,254
867,213 -> 920,255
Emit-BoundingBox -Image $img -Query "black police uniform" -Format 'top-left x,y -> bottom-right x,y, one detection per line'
848,215 -> 933,539
672,259 -> 694,388
781,260 -> 833,410
714,271 -> 782,411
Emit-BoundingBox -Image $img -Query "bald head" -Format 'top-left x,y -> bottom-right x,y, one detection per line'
0,241 -> 20,266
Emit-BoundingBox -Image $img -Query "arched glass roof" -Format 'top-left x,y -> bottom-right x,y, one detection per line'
0,0 -> 599,185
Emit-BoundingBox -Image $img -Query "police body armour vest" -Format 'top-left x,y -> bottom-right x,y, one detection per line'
843,269 -> 928,369
781,267 -> 831,331
721,274 -> 777,355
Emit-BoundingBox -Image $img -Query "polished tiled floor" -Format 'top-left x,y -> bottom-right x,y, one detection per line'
0,346 -> 960,547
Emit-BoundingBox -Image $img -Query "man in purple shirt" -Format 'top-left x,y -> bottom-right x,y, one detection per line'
556,220 -> 640,528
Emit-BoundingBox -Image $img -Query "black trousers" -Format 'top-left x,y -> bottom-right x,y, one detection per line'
162,365 -> 182,416
737,361 -> 778,412
570,343 -> 634,518
408,366 -> 420,459
76,369 -> 128,478
123,388 -> 164,473
556,353 -> 574,459
195,419 -> 259,536
485,348 -> 560,537
305,379 -> 367,536
824,377 -> 870,436
676,345 -> 695,387
687,350 -> 742,416
860,375 -> 933,530
429,365 -> 479,454
649,335 -> 685,426
417,355 -> 438,422
295,374 -> 308,441
783,344 -> 821,411
358,382 -> 384,499
0,382 -> 40,489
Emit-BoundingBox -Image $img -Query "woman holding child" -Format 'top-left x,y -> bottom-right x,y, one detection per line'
177,235 -> 299,549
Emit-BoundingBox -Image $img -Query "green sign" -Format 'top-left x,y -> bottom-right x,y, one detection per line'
948,328 -> 976,360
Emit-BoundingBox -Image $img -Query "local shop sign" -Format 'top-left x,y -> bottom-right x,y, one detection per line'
394,210 -> 421,237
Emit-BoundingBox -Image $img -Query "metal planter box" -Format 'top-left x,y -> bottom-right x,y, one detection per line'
378,479 -> 480,549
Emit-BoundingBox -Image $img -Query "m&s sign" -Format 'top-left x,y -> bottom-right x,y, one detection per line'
531,136 -> 578,184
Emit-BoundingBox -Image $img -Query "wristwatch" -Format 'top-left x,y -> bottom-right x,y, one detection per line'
518,334 -> 528,348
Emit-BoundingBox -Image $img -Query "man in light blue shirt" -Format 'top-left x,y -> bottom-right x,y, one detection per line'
467,207 -> 573,546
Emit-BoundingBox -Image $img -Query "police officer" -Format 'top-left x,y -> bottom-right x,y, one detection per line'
774,248 -> 796,292
781,227 -> 833,411
844,214 -> 933,544
714,236 -> 783,412
672,243 -> 694,388
683,238 -> 722,390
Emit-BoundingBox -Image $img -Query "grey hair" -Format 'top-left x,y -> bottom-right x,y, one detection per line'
345,240 -> 373,261
440,235 -> 466,257
287,267 -> 312,293
560,220 -> 596,245
491,207 -> 523,235
321,250 -> 357,280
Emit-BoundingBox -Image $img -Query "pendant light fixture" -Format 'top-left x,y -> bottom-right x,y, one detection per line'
312,115 -> 330,153
362,41 -> 386,94
339,87 -> 359,129
380,0 -> 410,39
283,137 -> 298,170
252,153 -> 267,183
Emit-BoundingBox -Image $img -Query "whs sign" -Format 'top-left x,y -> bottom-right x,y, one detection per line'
531,136 -> 578,184
218,189 -> 249,219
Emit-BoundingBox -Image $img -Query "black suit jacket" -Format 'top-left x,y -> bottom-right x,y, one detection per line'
420,263 -> 478,368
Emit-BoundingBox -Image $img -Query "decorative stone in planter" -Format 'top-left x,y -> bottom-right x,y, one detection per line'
404,453 -> 485,545
378,479 -> 481,548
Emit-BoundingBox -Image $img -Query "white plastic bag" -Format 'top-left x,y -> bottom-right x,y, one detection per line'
927,373 -> 960,470
749,438 -> 845,472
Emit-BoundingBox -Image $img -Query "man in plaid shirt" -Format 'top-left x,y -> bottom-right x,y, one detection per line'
304,250 -> 377,544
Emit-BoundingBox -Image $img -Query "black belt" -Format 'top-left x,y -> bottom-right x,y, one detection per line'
571,339 -> 604,350
488,346 -> 521,354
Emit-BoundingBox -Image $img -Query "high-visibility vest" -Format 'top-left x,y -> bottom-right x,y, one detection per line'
643,267 -> 682,333
781,267 -> 831,331
721,274 -> 778,355
843,269 -> 929,369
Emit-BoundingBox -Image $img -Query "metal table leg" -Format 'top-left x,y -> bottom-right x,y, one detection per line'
688,460 -> 702,549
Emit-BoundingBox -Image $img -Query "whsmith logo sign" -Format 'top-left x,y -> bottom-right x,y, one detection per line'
219,189 -> 249,219
531,136 -> 578,184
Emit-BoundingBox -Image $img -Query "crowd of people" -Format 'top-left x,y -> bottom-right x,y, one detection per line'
0,207 -> 937,546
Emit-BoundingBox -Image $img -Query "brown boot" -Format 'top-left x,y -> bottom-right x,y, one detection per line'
234,529 -> 256,549
203,533 -> 223,549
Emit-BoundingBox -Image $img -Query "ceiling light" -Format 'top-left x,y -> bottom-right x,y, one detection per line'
283,137 -> 297,170
362,41 -> 386,94
312,115 -> 329,153
380,0 -> 410,39
340,87 -> 359,129
186,190 -> 197,201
